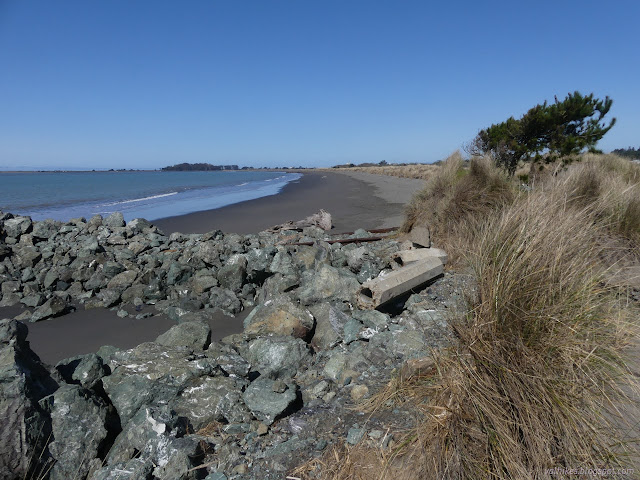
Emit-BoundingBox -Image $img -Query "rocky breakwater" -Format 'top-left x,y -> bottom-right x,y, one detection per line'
0,210 -> 474,479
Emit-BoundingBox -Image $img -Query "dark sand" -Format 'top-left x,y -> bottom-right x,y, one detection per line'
153,171 -> 422,235
1,303 -> 251,365
3,171 -> 426,364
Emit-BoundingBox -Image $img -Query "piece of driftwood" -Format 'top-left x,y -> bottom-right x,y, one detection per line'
357,257 -> 444,309
284,235 -> 388,247
331,227 -> 398,236
267,209 -> 332,233
391,248 -> 448,268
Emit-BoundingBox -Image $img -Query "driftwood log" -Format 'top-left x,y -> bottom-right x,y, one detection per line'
267,209 -> 332,233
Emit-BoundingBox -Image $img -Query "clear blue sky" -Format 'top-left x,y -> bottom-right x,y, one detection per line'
1,0 -> 638,169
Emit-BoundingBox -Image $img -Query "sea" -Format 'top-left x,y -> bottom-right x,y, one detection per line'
0,170 -> 302,222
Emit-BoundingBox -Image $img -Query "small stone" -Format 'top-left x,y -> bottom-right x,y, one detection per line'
272,379 -> 288,393
231,463 -> 248,474
368,429 -> 384,439
346,427 -> 366,445
256,423 -> 269,436
314,439 -> 328,451
116,309 -> 128,318
350,384 -> 369,401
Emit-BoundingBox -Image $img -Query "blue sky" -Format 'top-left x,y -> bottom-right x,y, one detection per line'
0,0 -> 638,169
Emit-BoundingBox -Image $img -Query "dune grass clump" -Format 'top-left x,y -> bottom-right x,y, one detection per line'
402,151 -> 515,259
404,192 -> 636,479
293,154 -> 640,479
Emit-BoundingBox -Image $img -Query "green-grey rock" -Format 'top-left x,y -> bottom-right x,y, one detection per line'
45,385 -> 113,480
155,321 -> 211,350
172,375 -> 251,429
244,335 -> 311,379
30,296 -> 67,322
242,377 -> 297,425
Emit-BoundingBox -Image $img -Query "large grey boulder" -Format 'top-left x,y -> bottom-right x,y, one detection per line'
296,264 -> 360,305
243,335 -> 311,379
217,254 -> 247,291
309,302 -> 352,350
172,375 -> 251,429
243,295 -> 315,339
104,405 -> 205,480
369,328 -> 429,359
30,296 -> 67,322
56,353 -> 107,389
242,377 -> 298,425
155,321 -> 212,350
44,385 -> 115,480
0,319 -> 58,480
2,216 -> 32,238
102,342 -> 216,425
106,270 -> 138,291
104,212 -> 125,228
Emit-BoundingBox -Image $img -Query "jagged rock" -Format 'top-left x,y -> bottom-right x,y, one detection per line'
44,385 -> 115,480
0,319 -> 58,480
270,250 -> 296,275
191,274 -> 218,294
166,262 -> 192,286
102,342 -> 216,425
296,264 -> 360,306
105,404 -> 204,480
243,335 -> 311,379
97,288 -> 121,308
243,295 -> 315,339
56,353 -> 107,388
172,375 -> 251,429
309,303 -> 352,350
243,377 -> 298,425
196,241 -> 222,266
14,245 -> 42,268
30,296 -> 67,322
126,217 -> 153,234
246,246 -> 276,281
155,321 -> 212,350
32,219 -> 59,240
2,216 -> 32,238
208,287 -> 242,315
205,342 -> 250,378
106,270 -> 138,291
258,273 -> 300,302
369,329 -> 429,359
89,457 -> 153,480
217,254 -> 247,291
104,212 -> 125,228
352,309 -> 390,330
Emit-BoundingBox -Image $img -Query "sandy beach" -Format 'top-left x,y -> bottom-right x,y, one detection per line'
153,170 -> 425,234
1,170 -> 425,365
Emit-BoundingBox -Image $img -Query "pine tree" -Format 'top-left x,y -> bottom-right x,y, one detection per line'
470,92 -> 616,174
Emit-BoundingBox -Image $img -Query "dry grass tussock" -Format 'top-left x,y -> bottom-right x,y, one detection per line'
402,151 -> 515,265
333,163 -> 440,180
295,154 -> 640,479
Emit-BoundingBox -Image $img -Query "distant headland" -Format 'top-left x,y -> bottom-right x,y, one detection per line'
161,162 -> 239,171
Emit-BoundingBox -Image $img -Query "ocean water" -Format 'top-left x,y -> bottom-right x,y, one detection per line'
0,170 -> 302,222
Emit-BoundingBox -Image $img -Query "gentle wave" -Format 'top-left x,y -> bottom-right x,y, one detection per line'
101,191 -> 178,207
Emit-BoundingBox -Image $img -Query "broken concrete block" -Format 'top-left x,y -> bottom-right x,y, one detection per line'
357,257 -> 443,309
408,225 -> 430,248
391,248 -> 448,268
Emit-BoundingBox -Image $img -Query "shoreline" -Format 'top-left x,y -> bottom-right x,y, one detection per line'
153,170 -> 425,235
1,170 -> 426,364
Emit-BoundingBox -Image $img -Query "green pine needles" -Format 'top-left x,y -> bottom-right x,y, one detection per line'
469,91 -> 616,174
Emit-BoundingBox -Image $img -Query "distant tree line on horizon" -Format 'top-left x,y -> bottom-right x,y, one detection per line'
162,163 -> 239,171
612,147 -> 640,159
